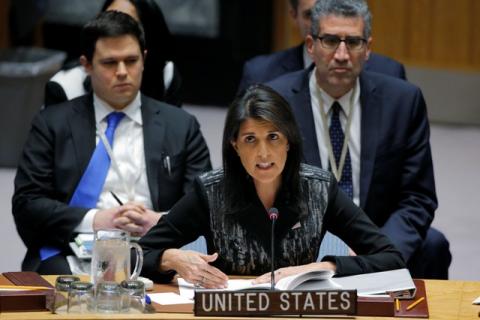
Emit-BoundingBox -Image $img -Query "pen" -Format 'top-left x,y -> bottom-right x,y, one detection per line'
110,191 -> 124,205
164,155 -> 171,176
406,296 -> 425,311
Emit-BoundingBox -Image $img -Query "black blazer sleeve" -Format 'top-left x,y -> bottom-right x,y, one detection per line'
12,110 -> 88,250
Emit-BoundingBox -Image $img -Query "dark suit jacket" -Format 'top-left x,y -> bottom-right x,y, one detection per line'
12,94 -> 211,271
238,44 -> 406,93
266,69 -> 436,263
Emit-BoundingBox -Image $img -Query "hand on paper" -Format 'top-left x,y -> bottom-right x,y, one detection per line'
252,261 -> 336,285
161,249 -> 228,289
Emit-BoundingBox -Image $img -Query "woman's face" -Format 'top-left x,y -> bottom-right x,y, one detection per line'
231,118 -> 289,191
106,0 -> 140,21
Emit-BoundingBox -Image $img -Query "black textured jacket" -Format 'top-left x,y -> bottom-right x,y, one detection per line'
140,164 -> 404,283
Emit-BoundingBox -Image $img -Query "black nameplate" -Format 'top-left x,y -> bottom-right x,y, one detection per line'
194,289 -> 357,316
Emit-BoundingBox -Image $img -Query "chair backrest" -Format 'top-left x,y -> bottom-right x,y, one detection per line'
181,236 -> 208,253
317,232 -> 349,261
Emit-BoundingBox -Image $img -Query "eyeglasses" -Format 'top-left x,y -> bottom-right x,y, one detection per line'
314,34 -> 367,51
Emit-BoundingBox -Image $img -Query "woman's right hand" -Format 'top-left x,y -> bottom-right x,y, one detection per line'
161,249 -> 229,289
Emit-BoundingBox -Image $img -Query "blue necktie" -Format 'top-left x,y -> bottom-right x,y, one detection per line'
69,112 -> 125,208
329,102 -> 353,199
40,112 -> 125,261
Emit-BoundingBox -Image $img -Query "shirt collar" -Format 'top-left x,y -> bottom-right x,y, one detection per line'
93,92 -> 143,125
310,68 -> 361,114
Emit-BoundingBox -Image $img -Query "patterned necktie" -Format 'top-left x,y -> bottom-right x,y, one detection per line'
69,112 -> 126,208
316,102 -> 353,260
329,102 -> 353,199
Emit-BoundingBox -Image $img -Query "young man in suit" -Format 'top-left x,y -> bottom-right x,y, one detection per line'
12,11 -> 211,274
267,0 -> 450,279
238,0 -> 406,93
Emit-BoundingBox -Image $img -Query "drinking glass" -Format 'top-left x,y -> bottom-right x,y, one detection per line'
54,276 -> 80,312
95,281 -> 121,313
55,275 -> 81,292
120,280 -> 145,313
67,281 -> 94,313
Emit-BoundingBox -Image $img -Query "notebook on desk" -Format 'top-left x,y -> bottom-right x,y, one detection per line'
0,271 -> 55,312
332,268 -> 417,299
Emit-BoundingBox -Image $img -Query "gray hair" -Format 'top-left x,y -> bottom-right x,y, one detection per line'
310,0 -> 372,38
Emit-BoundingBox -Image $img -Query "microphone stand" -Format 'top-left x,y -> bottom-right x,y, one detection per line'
268,207 -> 278,291
270,217 -> 276,291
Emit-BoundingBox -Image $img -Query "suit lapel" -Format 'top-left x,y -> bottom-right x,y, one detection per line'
359,72 -> 380,208
141,96 -> 166,212
291,69 -> 322,167
69,95 -> 96,179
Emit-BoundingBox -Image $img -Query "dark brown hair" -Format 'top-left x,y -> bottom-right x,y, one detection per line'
222,84 -> 303,212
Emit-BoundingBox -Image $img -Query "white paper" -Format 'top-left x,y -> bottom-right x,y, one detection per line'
148,292 -> 193,305
177,278 -> 196,300
473,296 -> 480,305
177,277 -> 267,297
328,268 -> 416,298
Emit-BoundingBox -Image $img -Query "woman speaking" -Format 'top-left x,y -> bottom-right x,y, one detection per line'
139,85 -> 404,288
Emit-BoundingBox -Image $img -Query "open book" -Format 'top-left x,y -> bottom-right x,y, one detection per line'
178,269 -> 335,299
225,269 -> 335,291
178,268 -> 415,300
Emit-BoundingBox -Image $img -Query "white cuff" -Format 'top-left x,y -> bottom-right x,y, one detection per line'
74,209 -> 98,233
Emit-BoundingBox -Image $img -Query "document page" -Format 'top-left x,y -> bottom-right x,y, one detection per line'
331,268 -> 416,297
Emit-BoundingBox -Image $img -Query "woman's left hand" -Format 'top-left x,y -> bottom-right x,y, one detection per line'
252,261 -> 336,285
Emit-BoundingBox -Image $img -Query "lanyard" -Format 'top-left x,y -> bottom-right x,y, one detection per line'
317,86 -> 356,182
97,128 -> 139,202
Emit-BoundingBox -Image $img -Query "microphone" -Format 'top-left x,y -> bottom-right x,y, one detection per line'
268,207 -> 279,290
268,207 -> 279,221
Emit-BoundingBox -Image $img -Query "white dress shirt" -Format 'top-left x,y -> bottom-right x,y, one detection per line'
309,69 -> 362,206
75,92 -> 152,232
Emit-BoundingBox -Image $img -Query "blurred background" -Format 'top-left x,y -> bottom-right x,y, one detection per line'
0,0 -> 478,279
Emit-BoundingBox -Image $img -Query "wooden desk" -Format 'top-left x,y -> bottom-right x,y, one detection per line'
0,279 -> 478,320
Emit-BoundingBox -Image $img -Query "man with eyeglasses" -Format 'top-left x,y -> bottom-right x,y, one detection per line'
237,0 -> 405,94
267,0 -> 451,279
